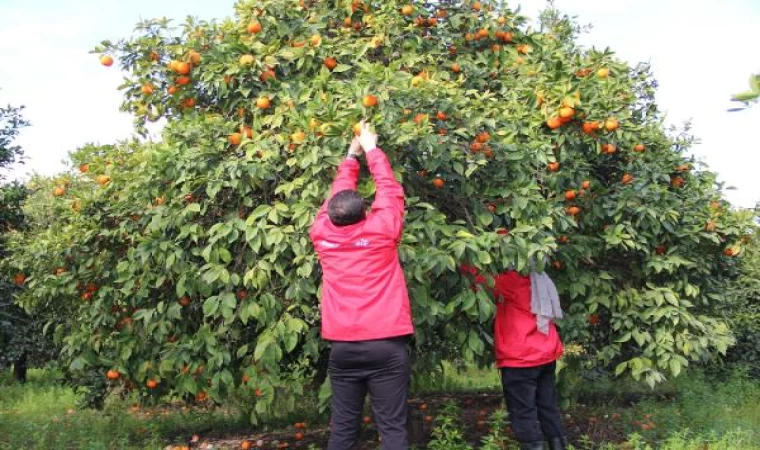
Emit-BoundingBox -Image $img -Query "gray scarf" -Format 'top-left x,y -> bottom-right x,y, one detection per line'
529,271 -> 563,335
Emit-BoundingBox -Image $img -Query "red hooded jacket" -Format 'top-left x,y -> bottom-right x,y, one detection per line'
463,267 -> 563,368
309,149 -> 413,341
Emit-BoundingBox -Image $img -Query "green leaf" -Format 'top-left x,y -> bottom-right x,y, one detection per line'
203,296 -> 220,317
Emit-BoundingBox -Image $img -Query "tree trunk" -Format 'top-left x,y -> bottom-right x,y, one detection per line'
13,352 -> 27,383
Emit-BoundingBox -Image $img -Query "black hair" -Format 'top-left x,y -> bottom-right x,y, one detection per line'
328,190 -> 366,226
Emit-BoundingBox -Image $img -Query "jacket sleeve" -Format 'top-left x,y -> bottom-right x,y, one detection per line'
365,149 -> 405,241
310,158 -> 360,240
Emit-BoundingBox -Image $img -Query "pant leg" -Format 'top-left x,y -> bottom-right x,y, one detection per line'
327,342 -> 368,450
500,366 -> 544,443
366,338 -> 411,450
535,361 -> 566,439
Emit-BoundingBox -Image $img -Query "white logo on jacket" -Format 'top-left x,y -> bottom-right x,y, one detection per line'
318,238 -> 371,249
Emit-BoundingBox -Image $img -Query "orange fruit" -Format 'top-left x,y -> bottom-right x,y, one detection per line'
96,175 -> 111,186
723,248 -> 735,257
100,55 -> 114,67
602,144 -> 617,154
656,245 -> 667,255
427,17 -> 438,26
705,221 -> 716,232
239,54 -> 255,65
241,441 -> 253,450
247,21 -> 262,34
565,190 -> 576,201
501,31 -> 514,43
176,62 -> 191,75
259,69 -> 276,82
476,28 -> 489,40
179,296 -> 191,307
581,121 -> 598,134
413,113 -> 428,124
675,164 -> 691,172
106,369 -> 120,380
582,180 -> 591,190
433,178 -> 444,189
547,117 -> 563,129
604,118 -> 619,131
436,8 -> 447,18
597,67 -> 610,78
552,261 -> 563,270
451,62 -> 461,73
671,176 -> 685,187
177,76 -> 191,86
256,97 -> 271,109
476,132 -> 490,143
146,379 -> 158,389
497,16 -> 507,25
141,83 -> 154,95
189,51 -> 201,65
436,111 -> 447,121
242,126 -> 253,139
53,186 -> 66,197
559,107 -> 575,119
255,388 -> 263,397
229,133 -> 242,145
634,144 -> 645,152
470,142 -> 483,153
184,97 -> 196,108
362,95 -> 378,108
547,162 -> 560,172
295,432 -> 304,441
622,173 -> 633,184
12,273 -> 26,286
567,206 -> 581,216
473,1 -> 482,11
167,85 -> 178,95
324,57 -> 338,70
363,416 -> 372,424
401,5 -> 414,15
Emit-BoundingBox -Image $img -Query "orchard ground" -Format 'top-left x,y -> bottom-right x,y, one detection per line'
1,365 -> 759,450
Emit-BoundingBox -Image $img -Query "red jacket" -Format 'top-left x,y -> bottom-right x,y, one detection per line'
310,149 -> 413,341
463,267 -> 563,368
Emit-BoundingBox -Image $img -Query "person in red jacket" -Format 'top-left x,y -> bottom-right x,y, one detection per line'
310,122 -> 413,450
463,266 -> 567,450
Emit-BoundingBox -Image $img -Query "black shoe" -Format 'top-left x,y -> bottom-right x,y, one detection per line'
547,436 -> 568,450
519,442 -> 545,450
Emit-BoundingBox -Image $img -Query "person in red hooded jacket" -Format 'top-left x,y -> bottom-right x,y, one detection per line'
463,265 -> 567,450
310,122 -> 413,450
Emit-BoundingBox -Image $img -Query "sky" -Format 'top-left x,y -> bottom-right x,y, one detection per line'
1,0 -> 758,208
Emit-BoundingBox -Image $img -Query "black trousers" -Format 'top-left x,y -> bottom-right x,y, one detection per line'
500,361 -> 566,443
327,337 -> 410,450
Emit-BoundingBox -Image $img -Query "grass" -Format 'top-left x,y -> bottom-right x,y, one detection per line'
1,366 -> 759,449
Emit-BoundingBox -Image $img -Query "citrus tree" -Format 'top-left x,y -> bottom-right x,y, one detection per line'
7,0 -> 755,419
0,101 -> 57,382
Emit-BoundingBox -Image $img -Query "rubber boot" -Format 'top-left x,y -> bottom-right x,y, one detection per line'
519,442 -> 545,450
547,436 -> 568,450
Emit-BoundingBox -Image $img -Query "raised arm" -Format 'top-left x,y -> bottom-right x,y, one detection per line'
358,123 -> 405,241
